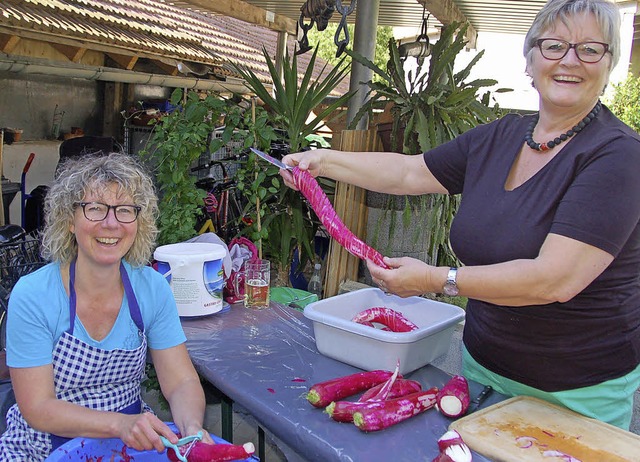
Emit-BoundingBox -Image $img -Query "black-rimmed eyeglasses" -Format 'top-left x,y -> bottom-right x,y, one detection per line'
76,202 -> 141,223
536,38 -> 610,63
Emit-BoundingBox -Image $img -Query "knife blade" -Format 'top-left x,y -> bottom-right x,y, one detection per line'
467,385 -> 493,414
250,147 -> 292,170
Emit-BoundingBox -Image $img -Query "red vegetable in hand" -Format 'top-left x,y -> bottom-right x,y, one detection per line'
432,430 -> 472,462
436,375 -> 470,418
167,441 -> 255,462
352,387 -> 438,431
292,167 -> 389,268
351,307 -> 419,332
306,370 -> 397,408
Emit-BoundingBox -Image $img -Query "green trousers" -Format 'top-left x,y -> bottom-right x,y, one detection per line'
463,348 -> 640,430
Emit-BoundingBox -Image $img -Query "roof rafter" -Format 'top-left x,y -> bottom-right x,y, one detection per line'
418,0 -> 477,47
172,0 -> 298,35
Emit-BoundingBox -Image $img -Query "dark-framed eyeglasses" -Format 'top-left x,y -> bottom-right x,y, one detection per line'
535,38 -> 610,63
75,202 -> 141,223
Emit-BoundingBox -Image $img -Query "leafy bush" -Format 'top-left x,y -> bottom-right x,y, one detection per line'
606,73 -> 640,133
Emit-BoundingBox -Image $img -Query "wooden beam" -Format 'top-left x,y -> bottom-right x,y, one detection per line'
152,59 -> 179,76
324,130 -> 382,298
180,0 -> 297,35
107,53 -> 138,70
51,43 -> 87,62
0,34 -> 20,54
419,0 -> 478,48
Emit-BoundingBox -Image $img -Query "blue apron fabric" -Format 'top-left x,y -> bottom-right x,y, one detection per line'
0,261 -> 150,461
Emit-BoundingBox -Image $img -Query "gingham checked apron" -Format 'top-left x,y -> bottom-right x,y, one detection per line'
0,261 -> 150,461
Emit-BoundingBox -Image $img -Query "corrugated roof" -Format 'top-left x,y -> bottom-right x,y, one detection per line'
0,0 -> 343,88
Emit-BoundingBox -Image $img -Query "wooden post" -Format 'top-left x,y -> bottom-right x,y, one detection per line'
323,129 -> 382,297
0,129 -> 4,226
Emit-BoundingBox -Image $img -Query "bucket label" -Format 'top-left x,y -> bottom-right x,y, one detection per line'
155,257 -> 224,317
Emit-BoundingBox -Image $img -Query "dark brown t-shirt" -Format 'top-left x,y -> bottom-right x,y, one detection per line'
424,106 -> 640,391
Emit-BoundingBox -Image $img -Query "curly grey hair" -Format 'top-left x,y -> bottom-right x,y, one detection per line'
40,153 -> 158,267
524,0 -> 621,72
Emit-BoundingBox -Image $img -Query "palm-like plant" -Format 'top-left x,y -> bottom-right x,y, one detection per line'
348,22 -> 509,266
233,47 -> 354,284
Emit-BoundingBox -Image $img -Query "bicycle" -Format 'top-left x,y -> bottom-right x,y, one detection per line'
192,160 -> 247,243
0,224 -> 47,351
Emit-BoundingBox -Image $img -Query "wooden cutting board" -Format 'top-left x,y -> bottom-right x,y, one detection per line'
450,396 -> 640,462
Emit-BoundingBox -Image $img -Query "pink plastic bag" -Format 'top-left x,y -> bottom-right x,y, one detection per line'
224,237 -> 259,304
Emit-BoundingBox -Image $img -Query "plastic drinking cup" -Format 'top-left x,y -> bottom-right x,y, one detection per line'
243,259 -> 270,309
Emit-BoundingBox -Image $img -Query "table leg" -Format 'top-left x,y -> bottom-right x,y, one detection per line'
220,395 -> 234,443
258,425 -> 265,461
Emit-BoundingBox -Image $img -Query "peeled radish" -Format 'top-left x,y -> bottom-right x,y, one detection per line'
432,430 -> 472,462
436,375 -> 470,418
167,441 -> 255,462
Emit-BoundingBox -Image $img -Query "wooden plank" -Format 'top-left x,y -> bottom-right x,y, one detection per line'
419,0 -> 477,48
0,129 -> 4,226
178,0 -> 297,35
51,42 -> 87,62
0,33 -> 20,54
324,129 -> 382,298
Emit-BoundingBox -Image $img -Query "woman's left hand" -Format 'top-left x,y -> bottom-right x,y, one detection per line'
367,256 -> 434,298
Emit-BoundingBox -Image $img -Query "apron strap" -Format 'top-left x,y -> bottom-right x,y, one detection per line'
68,261 -> 144,334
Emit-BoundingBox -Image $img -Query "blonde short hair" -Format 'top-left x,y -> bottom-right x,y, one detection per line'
41,153 -> 158,267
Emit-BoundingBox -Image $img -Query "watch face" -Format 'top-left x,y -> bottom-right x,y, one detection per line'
443,284 -> 459,296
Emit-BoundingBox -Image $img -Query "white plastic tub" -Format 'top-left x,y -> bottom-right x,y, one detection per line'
304,288 -> 465,374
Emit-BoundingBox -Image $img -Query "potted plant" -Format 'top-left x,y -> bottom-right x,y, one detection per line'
233,47 -> 355,285
347,22 -> 509,266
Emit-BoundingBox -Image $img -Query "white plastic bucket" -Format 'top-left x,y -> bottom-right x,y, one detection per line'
154,242 -> 227,317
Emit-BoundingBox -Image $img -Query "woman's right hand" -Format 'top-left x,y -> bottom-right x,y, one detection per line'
118,411 -> 178,453
280,149 -> 328,190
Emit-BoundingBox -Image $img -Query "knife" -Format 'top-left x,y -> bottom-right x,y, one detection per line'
467,385 -> 493,414
250,147 -> 293,170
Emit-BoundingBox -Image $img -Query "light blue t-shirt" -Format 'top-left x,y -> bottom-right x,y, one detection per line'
6,261 -> 186,368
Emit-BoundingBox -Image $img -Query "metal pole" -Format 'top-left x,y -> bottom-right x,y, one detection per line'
346,0 -> 381,128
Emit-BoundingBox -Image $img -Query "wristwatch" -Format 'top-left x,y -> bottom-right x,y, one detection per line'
443,267 -> 459,296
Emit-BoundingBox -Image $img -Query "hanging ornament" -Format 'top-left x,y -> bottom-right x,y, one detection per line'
399,7 -> 431,65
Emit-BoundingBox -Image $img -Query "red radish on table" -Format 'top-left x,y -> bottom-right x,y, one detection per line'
358,378 -> 422,402
326,378 -> 423,422
167,441 -> 255,462
324,362 -> 401,422
292,167 -> 389,269
352,387 -> 439,432
432,430 -> 472,462
351,307 -> 419,332
436,375 -> 470,418
306,370 -> 398,408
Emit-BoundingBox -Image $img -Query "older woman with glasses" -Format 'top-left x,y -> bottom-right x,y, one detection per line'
282,0 -> 640,429
0,153 -> 213,460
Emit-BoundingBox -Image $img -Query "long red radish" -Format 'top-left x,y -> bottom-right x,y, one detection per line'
292,167 -> 389,268
358,378 -> 422,402
306,370 -> 398,408
352,387 -> 438,432
324,363 -> 400,422
436,375 -> 470,418
167,441 -> 255,462
432,430 -> 472,462
326,379 -> 423,422
325,399 -> 388,423
351,307 -> 419,332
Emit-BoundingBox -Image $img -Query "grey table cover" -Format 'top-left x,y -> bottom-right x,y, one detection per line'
182,302 -> 501,462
